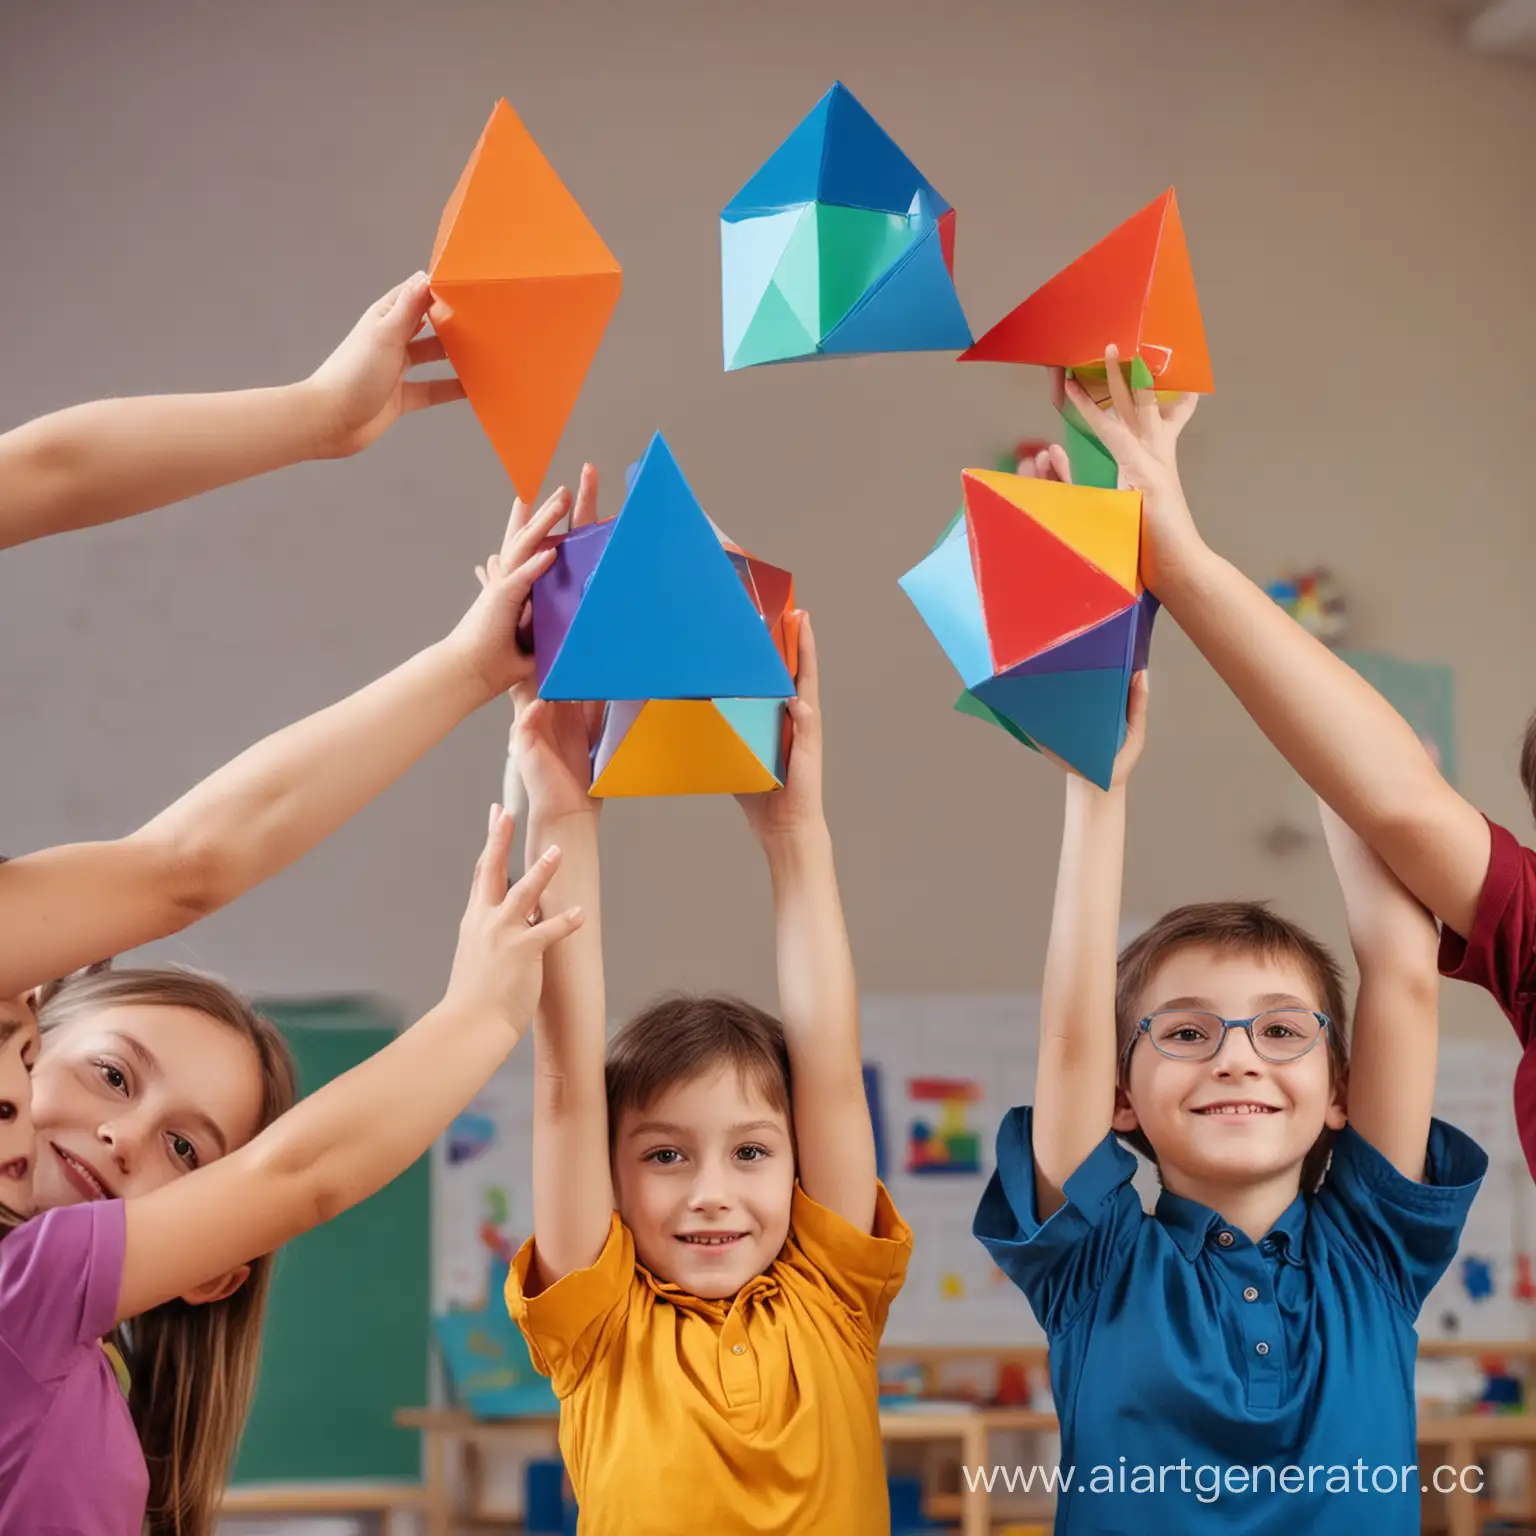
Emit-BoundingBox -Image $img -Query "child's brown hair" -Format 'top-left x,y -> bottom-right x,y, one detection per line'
605,993 -> 791,1138
1113,900 -> 1350,1193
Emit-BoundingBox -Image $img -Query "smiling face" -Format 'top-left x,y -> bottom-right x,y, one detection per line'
0,994 -> 39,1214
1114,944 -> 1346,1198
612,1064 -> 796,1300
30,1002 -> 267,1210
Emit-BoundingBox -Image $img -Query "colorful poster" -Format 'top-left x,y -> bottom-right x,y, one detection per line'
905,1077 -> 983,1175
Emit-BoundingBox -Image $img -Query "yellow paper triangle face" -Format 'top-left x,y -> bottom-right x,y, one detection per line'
967,470 -> 1141,598
591,700 -> 780,798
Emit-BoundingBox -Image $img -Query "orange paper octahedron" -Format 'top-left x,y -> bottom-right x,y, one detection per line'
430,100 -> 622,503
961,188 -> 1212,394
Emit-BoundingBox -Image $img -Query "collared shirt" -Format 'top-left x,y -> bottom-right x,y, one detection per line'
975,1111 -> 1485,1535
1439,813 -> 1536,1180
506,1183 -> 912,1536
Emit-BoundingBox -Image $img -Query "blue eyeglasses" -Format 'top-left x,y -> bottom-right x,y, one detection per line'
1128,1009 -> 1331,1065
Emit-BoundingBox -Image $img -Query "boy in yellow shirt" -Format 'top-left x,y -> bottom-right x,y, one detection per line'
499,469 -> 911,1535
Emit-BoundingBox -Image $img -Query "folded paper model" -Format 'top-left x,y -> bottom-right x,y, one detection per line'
532,433 -> 799,798
901,469 -> 1157,790
430,99 -> 622,503
721,82 -> 972,370
962,187 -> 1212,487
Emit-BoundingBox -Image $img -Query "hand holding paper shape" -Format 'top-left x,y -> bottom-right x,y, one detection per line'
960,187 -> 1212,394
530,433 -> 799,797
721,82 -> 971,369
430,99 -> 622,504
900,470 -> 1155,789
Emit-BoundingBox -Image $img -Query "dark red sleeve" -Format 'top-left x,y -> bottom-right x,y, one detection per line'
1439,817 -> 1536,1045
1439,816 -> 1536,1183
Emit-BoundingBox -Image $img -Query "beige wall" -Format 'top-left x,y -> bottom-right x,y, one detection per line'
0,0 -> 1531,1046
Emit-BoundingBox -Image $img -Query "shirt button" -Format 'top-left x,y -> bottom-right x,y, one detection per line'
731,1343 -> 746,1355
1243,1286 -> 1259,1302
1217,1231 -> 1235,1247
1255,1341 -> 1270,1356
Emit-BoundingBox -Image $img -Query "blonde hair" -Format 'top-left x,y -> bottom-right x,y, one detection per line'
37,967 -> 298,1536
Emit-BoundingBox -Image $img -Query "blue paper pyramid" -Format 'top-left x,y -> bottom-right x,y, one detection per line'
539,433 -> 795,703
721,83 -> 971,370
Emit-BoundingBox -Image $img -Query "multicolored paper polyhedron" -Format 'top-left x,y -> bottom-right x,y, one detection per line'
900,470 -> 1158,790
720,82 -> 972,370
430,99 -> 622,504
531,433 -> 798,798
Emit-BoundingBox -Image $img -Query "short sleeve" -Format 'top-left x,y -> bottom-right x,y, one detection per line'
782,1182 -> 912,1343
1315,1119 -> 1487,1316
1438,817 -> 1536,1042
0,1202 -> 125,1384
972,1107 -> 1142,1336
504,1215 -> 633,1397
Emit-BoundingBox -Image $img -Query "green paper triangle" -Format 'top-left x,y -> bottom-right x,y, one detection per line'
815,203 -> 917,336
930,504 -> 965,555
954,689 -> 1040,752
1068,353 -> 1156,391
1062,403 -> 1118,489
768,203 -> 824,342
730,279 -> 817,368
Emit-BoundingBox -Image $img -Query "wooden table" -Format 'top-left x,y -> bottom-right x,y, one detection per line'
396,1407 -> 560,1536
220,1479 -> 425,1529
395,1405 -> 1058,1536
1418,1411 -> 1536,1536
395,1403 -> 1536,1536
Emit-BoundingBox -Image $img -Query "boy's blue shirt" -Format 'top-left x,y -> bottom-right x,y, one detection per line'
975,1110 -> 1486,1534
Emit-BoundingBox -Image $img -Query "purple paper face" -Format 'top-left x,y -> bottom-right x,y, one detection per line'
1132,589 -> 1161,674
531,521 -> 617,690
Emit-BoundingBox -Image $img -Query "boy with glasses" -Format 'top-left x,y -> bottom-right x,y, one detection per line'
974,660 -> 1485,1532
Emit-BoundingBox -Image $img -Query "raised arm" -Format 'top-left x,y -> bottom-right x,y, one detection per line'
116,810 -> 582,1323
1062,354 -> 1491,938
737,615 -> 876,1232
0,275 -> 463,551
1032,673 -> 1149,1219
0,491 -> 569,997
501,465 -> 618,1290
1318,799 -> 1440,1180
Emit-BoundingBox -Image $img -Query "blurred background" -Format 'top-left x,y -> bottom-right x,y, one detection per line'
2,1 -> 1533,1531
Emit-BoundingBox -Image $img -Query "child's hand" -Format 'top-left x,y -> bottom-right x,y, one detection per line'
304,274 -> 466,459
1055,345 -> 1202,597
477,462 -> 607,823
1111,670 -> 1151,788
1035,670 -> 1150,792
444,805 -> 584,1034
446,490 -> 573,700
515,697 -> 605,824
737,611 -> 825,845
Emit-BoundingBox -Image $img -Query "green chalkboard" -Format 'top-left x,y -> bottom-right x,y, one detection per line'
230,997 -> 430,1485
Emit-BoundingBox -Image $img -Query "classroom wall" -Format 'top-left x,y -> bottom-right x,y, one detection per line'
1,0 -> 1532,1046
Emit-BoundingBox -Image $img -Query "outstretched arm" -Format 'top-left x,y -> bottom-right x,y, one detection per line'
0,490 -> 569,997
1062,355 -> 1490,938
738,615 -> 876,1232
0,274 -> 463,551
1031,673 -> 1149,1219
1319,800 -> 1440,1180
116,809 -> 582,1323
505,466 -> 618,1290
